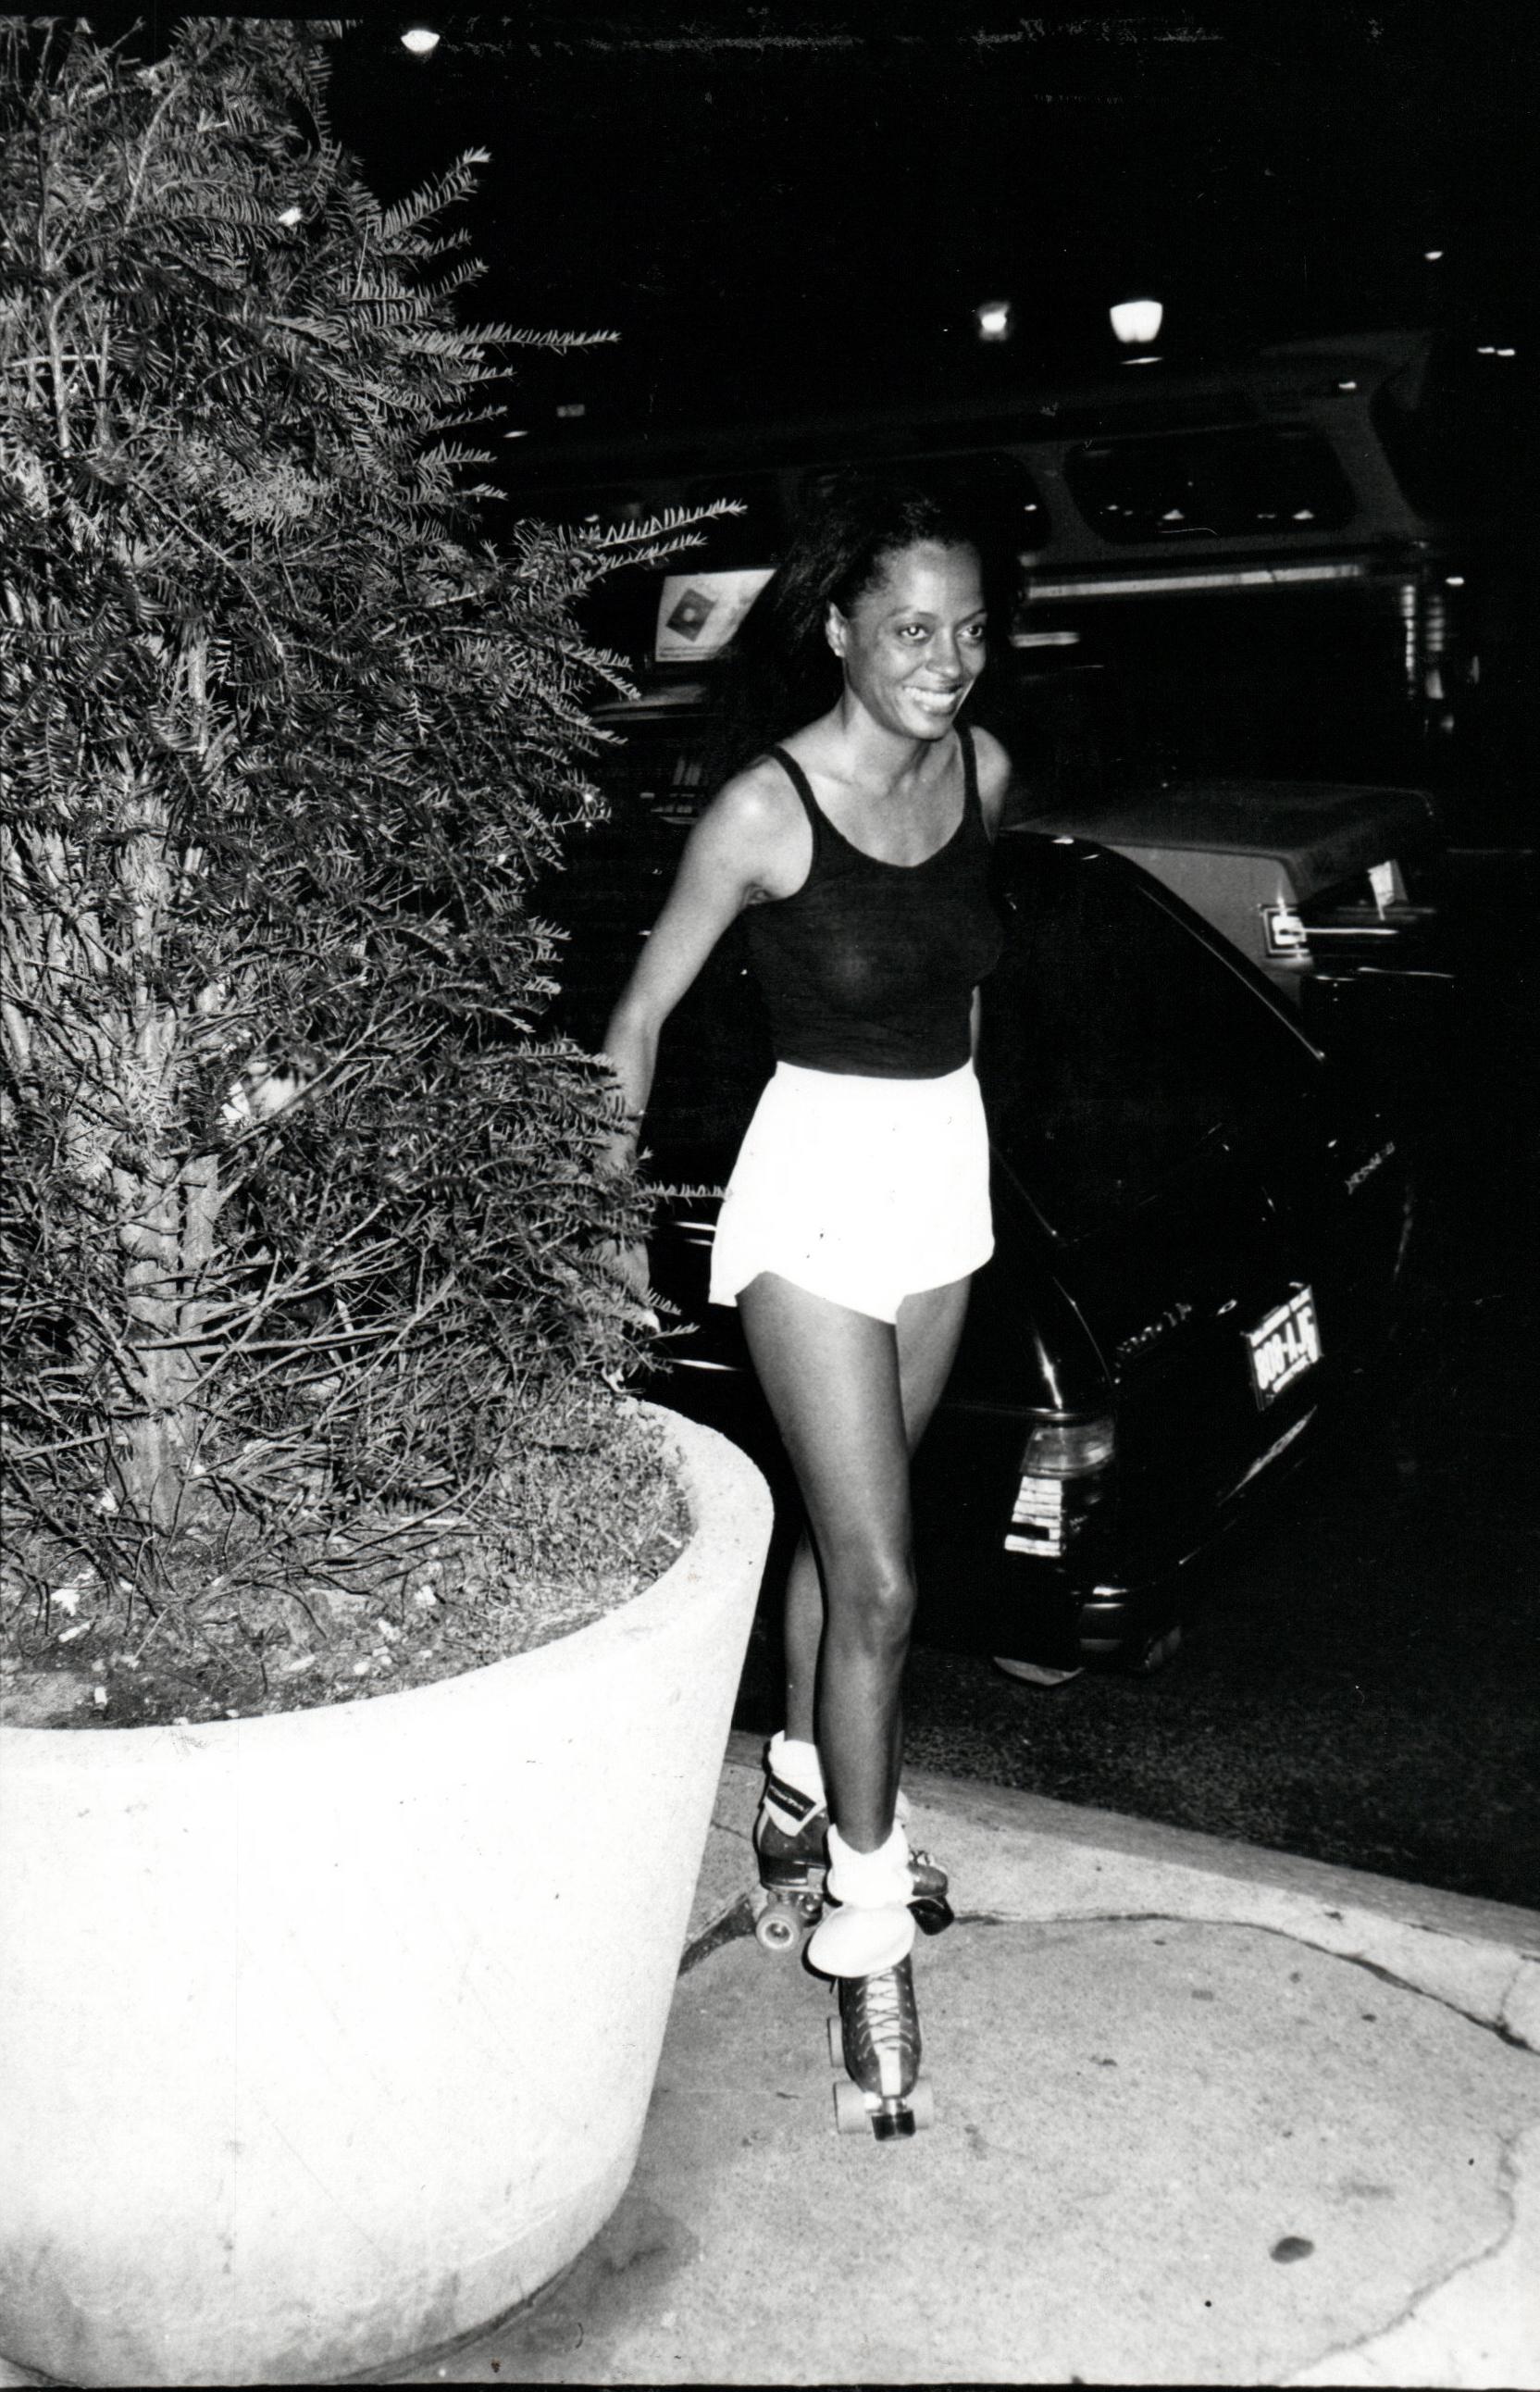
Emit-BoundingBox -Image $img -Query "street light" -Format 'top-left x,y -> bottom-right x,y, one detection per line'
401,24 -> 441,56
1110,296 -> 1162,345
974,299 -> 1014,343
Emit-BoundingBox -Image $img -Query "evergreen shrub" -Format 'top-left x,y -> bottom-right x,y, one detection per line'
0,17 -> 720,1724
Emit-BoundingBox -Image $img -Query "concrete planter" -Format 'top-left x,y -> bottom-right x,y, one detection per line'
0,1406 -> 771,2388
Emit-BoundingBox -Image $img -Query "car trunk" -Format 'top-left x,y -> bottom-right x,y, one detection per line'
1064,1132 -> 1327,1566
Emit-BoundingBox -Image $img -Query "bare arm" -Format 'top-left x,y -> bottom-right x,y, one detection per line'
599,760 -> 802,1176
971,723 -> 1012,840
970,728 -> 1012,1063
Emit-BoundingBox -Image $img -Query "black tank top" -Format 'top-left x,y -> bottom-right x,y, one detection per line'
741,721 -> 1003,1079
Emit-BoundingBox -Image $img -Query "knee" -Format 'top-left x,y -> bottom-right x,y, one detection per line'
827,1547 -> 916,1653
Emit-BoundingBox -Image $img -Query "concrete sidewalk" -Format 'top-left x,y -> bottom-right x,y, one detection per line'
395,1733 -> 1540,2387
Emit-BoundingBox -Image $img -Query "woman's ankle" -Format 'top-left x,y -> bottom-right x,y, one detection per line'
826,1820 -> 910,1906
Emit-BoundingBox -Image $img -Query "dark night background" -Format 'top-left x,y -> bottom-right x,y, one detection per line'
313,4 -> 1538,448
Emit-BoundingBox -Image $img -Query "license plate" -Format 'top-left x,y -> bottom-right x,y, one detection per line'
1246,1288 -> 1322,1409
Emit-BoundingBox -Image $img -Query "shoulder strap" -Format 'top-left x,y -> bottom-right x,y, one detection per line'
956,719 -> 980,818
766,744 -> 820,825
763,746 -> 826,887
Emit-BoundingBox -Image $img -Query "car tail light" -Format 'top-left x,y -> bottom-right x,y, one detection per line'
1005,1410 -> 1115,1559
1021,1414 -> 1115,1475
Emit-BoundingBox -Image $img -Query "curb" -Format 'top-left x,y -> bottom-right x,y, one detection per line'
718,1733 -> 1540,2049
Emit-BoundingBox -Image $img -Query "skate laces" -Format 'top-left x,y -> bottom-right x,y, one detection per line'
860,1966 -> 907,2049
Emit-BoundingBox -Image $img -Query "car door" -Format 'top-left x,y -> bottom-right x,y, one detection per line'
980,835 -> 1340,1569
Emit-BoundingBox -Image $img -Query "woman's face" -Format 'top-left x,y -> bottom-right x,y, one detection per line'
826,540 -> 987,743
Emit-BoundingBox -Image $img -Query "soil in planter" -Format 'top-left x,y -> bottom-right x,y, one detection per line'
1,1403 -> 691,1731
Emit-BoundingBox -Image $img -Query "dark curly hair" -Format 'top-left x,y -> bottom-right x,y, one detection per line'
703,470 -> 1007,784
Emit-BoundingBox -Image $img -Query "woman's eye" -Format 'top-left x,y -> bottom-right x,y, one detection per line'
897,624 -> 929,642
962,622 -> 987,643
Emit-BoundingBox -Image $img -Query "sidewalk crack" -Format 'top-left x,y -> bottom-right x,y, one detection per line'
1285,2120 -> 1536,2385
678,1890 -> 756,1975
958,1908 -> 1540,2050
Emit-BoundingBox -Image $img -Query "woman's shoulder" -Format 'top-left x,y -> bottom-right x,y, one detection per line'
964,721 -> 1012,832
705,749 -> 808,836
689,751 -> 812,898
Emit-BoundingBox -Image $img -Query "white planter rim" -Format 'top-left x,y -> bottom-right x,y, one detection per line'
0,1402 -> 764,1771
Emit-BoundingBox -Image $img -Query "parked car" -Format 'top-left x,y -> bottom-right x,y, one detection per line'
548,816 -> 1416,1676
1012,776 -> 1451,1068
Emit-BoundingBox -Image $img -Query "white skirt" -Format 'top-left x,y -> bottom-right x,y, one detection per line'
708,1060 -> 994,1325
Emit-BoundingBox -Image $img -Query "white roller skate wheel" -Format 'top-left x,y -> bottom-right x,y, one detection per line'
826,2014 -> 844,2066
833,2078 -> 873,2135
907,2077 -> 937,2131
754,1906 -> 800,1956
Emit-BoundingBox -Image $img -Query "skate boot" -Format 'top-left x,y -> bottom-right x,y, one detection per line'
752,1733 -> 829,1954
903,1843 -> 954,1939
804,1824 -> 938,2138
754,1744 -> 953,1956
828,1954 -> 933,2139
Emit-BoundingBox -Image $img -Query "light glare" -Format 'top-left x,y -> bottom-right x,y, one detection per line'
401,26 -> 441,56
1110,297 -> 1162,344
975,299 -> 1014,343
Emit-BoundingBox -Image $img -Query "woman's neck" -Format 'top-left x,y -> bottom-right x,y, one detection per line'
821,697 -> 947,801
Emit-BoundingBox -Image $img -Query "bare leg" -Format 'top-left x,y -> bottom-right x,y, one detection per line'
740,1274 -> 971,1848
781,1529 -> 824,1748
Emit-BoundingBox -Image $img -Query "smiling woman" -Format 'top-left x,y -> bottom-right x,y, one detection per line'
597,474 -> 1012,2137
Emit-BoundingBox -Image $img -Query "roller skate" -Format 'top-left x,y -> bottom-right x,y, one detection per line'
806,1823 -> 940,2138
751,1734 -> 828,1956
827,1955 -> 933,2139
752,1739 -> 954,1955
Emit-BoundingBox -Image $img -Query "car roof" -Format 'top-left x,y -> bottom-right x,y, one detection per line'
1016,779 -> 1437,891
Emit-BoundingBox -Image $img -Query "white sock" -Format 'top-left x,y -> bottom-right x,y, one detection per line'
767,1731 -> 826,1806
767,1737 -> 909,1822
826,1820 -> 911,1909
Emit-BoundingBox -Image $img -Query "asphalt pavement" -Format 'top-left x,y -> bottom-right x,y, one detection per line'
386,1734 -> 1540,2387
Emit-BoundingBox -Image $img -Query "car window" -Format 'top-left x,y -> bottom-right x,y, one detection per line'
1000,585 -> 1416,787
1063,427 -> 1356,543
983,838 -> 1315,1239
